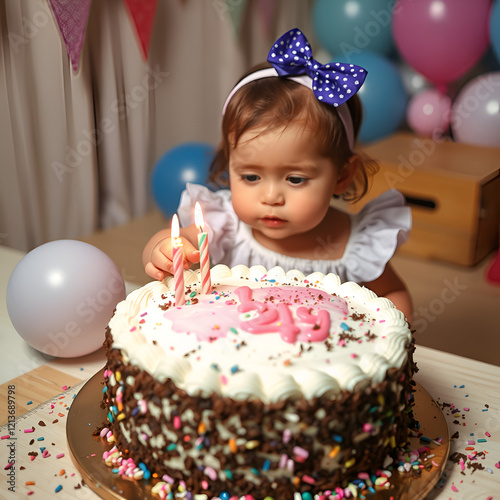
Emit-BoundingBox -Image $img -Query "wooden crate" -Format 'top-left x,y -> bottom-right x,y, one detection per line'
345,133 -> 500,266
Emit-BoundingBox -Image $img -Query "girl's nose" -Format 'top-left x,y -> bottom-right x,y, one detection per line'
262,182 -> 285,206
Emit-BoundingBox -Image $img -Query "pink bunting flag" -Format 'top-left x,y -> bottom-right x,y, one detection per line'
123,0 -> 159,60
48,0 -> 92,73
256,0 -> 278,39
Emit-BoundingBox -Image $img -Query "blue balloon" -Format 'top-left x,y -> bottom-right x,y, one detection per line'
344,51 -> 407,143
151,142 -> 215,216
312,0 -> 395,58
490,0 -> 500,65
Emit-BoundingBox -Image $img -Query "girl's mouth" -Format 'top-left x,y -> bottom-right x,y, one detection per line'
260,216 -> 286,228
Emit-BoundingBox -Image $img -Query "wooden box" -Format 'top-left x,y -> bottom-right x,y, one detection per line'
346,133 -> 500,266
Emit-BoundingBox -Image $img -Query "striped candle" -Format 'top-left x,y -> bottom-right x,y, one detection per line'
171,214 -> 185,306
195,202 -> 211,295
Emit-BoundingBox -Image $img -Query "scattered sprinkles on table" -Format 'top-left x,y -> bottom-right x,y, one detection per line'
2,385 -> 88,496
431,383 -> 497,498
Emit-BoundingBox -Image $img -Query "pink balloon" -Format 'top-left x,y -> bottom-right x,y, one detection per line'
406,89 -> 451,138
393,0 -> 490,87
451,72 -> 500,148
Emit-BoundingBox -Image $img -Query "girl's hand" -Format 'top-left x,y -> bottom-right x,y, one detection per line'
144,234 -> 200,281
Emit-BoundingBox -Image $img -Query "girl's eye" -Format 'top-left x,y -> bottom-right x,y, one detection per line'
287,176 -> 307,185
242,174 -> 260,183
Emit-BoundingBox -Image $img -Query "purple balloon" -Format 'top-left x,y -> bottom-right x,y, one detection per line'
451,72 -> 500,148
6,240 -> 126,358
406,89 -> 451,138
393,0 -> 490,87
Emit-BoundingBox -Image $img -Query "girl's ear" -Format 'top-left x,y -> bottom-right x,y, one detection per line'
333,155 -> 359,196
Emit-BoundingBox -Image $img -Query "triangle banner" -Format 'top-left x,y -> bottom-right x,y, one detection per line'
48,0 -> 92,73
256,0 -> 278,39
226,0 -> 248,39
123,0 -> 159,60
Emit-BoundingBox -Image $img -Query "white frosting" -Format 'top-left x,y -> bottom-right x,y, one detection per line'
109,265 -> 411,404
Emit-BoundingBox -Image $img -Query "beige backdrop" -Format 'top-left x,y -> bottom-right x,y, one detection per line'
0,0 -> 313,251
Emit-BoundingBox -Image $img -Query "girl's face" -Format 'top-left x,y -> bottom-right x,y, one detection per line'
229,122 -> 344,243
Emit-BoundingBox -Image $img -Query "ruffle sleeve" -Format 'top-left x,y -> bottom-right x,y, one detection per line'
177,183 -> 238,265
343,189 -> 412,283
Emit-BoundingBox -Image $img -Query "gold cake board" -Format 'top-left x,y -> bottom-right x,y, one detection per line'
67,369 -> 449,499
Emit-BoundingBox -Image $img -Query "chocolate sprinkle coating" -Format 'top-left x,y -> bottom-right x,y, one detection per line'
102,327 -> 417,497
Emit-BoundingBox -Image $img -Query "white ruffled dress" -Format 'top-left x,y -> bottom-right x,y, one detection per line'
178,183 -> 411,284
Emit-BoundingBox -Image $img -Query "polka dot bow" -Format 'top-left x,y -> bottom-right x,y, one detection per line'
267,28 -> 367,107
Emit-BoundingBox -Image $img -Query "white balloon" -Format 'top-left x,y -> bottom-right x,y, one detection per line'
6,240 -> 126,358
451,72 -> 500,147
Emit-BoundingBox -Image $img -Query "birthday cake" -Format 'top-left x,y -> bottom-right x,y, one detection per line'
101,265 -> 416,498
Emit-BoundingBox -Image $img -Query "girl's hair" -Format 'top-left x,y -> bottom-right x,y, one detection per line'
209,63 -> 379,203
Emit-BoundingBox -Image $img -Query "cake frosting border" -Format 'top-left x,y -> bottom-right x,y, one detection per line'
108,264 -> 412,401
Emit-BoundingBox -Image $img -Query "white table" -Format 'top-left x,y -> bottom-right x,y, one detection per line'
1,245 -> 499,498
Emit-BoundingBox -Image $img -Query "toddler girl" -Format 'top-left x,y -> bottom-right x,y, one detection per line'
143,28 -> 412,319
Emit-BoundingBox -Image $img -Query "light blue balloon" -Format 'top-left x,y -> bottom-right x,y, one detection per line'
345,51 -> 407,143
490,0 -> 500,65
312,0 -> 395,58
151,142 -> 215,216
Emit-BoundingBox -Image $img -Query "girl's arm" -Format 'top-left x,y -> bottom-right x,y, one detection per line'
142,224 -> 200,280
364,262 -> 413,323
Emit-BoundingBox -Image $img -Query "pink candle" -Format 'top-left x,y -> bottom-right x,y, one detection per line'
195,202 -> 211,295
171,214 -> 185,306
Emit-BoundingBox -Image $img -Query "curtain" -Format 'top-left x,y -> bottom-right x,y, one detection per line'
0,0 -> 313,252
1,0 -> 97,251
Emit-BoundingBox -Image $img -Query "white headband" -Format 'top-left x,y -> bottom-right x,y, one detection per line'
222,67 -> 356,151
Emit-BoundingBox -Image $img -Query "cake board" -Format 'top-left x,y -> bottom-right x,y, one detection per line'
67,369 -> 450,499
